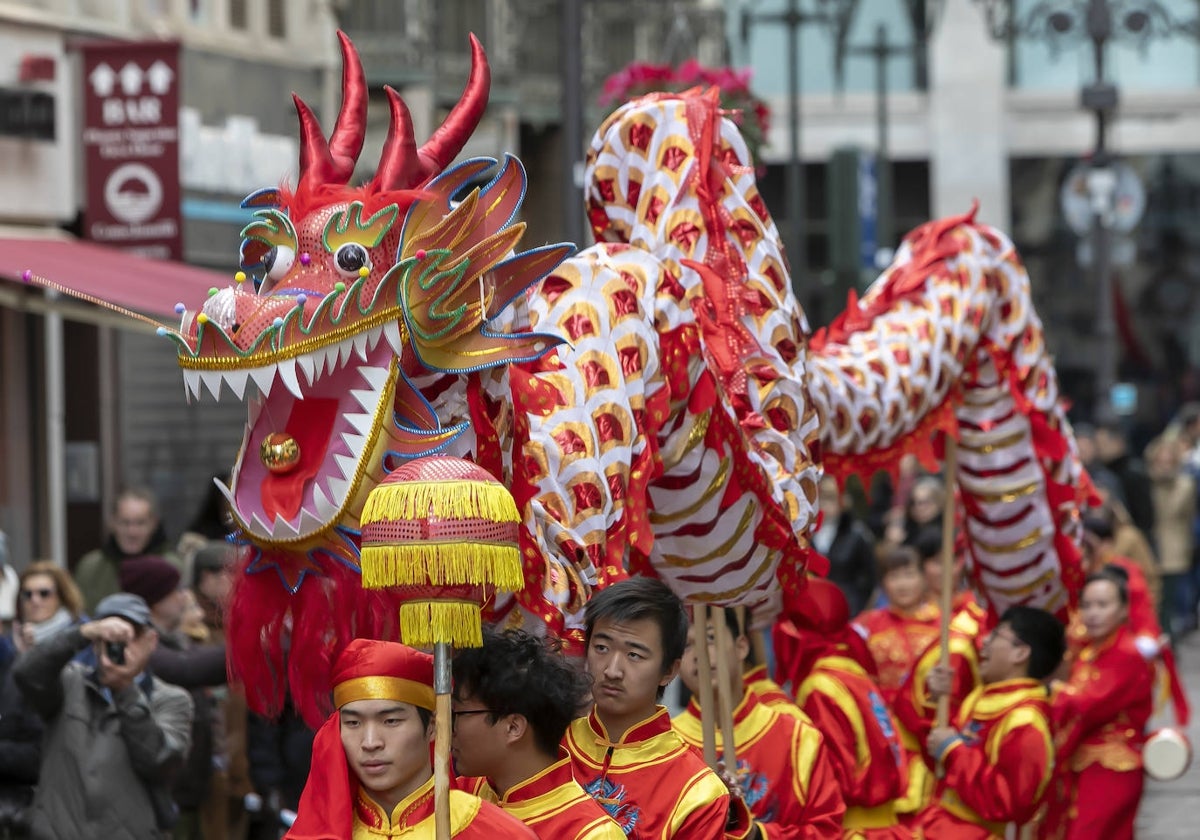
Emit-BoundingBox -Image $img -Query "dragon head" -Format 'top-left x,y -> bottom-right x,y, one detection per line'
163,34 -> 569,589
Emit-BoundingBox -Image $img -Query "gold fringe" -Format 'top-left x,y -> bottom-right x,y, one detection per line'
361,479 -> 520,526
400,601 -> 484,648
360,542 -> 525,591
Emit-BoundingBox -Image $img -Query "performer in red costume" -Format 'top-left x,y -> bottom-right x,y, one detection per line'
450,629 -> 624,838
285,639 -> 536,839
918,606 -> 1065,839
853,546 -> 939,822
775,578 -> 908,839
673,607 -> 845,838
892,600 -> 985,746
564,577 -> 754,839
1039,568 -> 1155,840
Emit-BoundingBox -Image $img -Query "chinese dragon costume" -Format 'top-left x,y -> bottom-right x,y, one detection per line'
148,34 -> 1087,724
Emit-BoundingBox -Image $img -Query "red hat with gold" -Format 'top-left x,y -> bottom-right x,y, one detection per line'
287,639 -> 435,839
331,638 -> 435,711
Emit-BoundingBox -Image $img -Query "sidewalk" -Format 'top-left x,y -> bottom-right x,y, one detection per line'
1137,631 -> 1200,839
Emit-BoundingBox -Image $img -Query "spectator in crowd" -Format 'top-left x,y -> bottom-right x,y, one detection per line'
882,475 -> 945,553
0,562 -> 89,837
1094,421 -> 1156,538
175,476 -> 234,578
811,474 -> 878,616
1173,402 -> 1200,629
1074,422 -> 1124,505
75,488 -> 180,614
247,703 -> 314,840
1148,434 -> 1197,636
192,541 -> 253,840
14,593 -> 193,839
118,555 -> 226,840
12,562 -> 86,654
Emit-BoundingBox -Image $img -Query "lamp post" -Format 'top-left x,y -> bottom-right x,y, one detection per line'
741,0 -> 828,296
831,2 -> 944,260
973,0 -> 1199,422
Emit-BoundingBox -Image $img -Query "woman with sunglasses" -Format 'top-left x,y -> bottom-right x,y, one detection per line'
1039,567 -> 1155,840
11,563 -> 85,653
0,562 -> 85,838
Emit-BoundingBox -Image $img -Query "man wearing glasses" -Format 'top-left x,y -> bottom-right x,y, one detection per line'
284,638 -> 535,839
916,606 -> 1066,839
450,629 -> 623,838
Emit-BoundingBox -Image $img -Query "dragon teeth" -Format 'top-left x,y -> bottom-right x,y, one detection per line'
200,371 -> 224,401
296,353 -> 316,386
358,365 -> 390,392
277,358 -> 303,399
226,369 -> 249,400
382,321 -> 404,356
249,365 -> 275,397
182,369 -> 201,402
333,453 -> 358,480
346,412 -> 374,436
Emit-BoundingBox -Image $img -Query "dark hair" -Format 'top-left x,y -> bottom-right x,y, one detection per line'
999,606 -> 1066,681
1081,507 -> 1115,541
584,576 -> 688,674
114,486 -> 160,518
452,629 -> 590,756
1177,402 -> 1200,429
1084,566 -> 1130,605
711,607 -> 754,666
911,526 -> 944,562
878,545 -> 921,578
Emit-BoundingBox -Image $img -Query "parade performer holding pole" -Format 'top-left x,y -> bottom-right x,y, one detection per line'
284,638 -> 535,839
674,606 -> 845,838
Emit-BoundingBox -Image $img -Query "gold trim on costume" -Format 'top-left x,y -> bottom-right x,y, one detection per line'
334,676 -> 435,711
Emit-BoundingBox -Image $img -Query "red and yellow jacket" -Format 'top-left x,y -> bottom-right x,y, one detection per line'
918,679 -> 1054,840
564,706 -> 749,839
854,602 -> 941,705
793,654 -> 907,839
348,776 -> 537,839
1052,625 -> 1154,775
743,664 -> 794,710
672,690 -> 845,839
497,756 -> 624,839
892,604 -> 984,745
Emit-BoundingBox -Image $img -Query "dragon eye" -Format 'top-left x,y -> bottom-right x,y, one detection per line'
334,243 -> 371,278
263,245 -> 295,284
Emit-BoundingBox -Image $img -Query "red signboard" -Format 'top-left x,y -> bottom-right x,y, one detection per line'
80,40 -> 182,261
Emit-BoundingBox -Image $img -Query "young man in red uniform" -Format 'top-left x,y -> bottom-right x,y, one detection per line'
564,576 -> 753,839
853,546 -> 940,821
285,639 -> 536,839
673,607 -> 845,838
918,606 -> 1066,839
450,628 -> 623,838
778,578 -> 908,839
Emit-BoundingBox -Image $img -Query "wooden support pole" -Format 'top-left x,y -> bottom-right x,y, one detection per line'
433,642 -> 452,839
713,611 -> 739,771
693,603 -> 719,769
935,439 -> 958,729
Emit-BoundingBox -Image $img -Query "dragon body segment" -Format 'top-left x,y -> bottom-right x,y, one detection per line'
169,36 -> 1084,723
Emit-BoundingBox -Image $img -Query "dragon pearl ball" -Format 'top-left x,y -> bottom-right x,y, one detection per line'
260,432 -> 301,473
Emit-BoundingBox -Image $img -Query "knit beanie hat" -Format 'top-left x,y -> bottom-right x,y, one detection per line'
119,554 -> 181,607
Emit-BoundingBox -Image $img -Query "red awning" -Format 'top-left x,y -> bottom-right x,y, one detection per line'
0,234 -> 232,321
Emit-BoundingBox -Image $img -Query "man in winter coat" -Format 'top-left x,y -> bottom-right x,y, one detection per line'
14,592 -> 193,840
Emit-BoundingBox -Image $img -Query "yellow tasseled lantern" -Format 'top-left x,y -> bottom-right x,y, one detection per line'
359,455 -> 524,648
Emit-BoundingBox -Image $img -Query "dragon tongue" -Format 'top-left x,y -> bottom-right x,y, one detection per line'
260,398 -> 340,523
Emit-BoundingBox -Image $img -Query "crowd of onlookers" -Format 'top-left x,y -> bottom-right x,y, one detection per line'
0,483 -> 314,840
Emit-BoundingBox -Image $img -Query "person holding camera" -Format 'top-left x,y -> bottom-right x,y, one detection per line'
13,592 -> 193,840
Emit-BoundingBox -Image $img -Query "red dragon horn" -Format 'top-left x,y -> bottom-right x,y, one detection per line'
370,87 -> 422,192
418,34 -> 491,176
294,31 -> 368,192
370,34 -> 491,192
293,94 -> 340,191
328,30 -> 368,179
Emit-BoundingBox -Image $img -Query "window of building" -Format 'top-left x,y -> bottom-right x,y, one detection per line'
268,0 -> 286,38
229,0 -> 248,31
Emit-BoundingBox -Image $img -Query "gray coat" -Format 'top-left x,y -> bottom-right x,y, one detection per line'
13,626 -> 193,840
